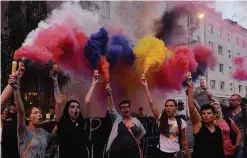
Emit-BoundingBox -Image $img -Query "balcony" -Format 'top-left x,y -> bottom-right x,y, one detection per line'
188,40 -> 199,45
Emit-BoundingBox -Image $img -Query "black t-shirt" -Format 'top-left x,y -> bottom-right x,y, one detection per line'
192,123 -> 225,158
57,114 -> 86,158
2,113 -> 19,158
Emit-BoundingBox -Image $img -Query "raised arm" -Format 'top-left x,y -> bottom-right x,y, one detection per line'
105,83 -> 120,122
50,68 -> 63,122
84,70 -> 99,106
9,74 -> 25,131
1,64 -> 25,107
200,79 -> 218,102
186,74 -> 202,133
1,85 -> 14,107
141,74 -> 160,121
193,99 -> 201,112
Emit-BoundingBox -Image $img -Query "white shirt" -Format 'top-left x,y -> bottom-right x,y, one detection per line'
159,119 -> 187,153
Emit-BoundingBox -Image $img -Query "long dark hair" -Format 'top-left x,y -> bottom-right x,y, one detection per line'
62,99 -> 81,121
159,99 -> 177,136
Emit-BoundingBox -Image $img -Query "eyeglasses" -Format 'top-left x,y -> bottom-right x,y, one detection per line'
121,106 -> 130,109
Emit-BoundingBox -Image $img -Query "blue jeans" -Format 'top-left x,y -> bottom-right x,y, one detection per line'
235,140 -> 244,158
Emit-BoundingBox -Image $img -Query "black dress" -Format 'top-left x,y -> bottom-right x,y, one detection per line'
192,123 -> 226,158
57,114 -> 87,158
110,122 -> 140,158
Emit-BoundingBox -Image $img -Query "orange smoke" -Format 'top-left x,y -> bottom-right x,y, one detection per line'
99,56 -> 110,82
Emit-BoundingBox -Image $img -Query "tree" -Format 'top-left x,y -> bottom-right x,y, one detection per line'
1,1 -> 70,112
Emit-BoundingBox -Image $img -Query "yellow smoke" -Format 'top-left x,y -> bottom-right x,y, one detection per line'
133,36 -> 167,75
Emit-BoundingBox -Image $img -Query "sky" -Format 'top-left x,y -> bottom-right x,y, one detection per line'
215,1 -> 247,29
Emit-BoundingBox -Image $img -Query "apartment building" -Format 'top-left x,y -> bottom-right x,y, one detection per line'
47,1 -> 246,114
190,2 -> 247,105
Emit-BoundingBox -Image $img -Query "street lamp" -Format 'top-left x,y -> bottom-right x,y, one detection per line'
198,13 -> 204,19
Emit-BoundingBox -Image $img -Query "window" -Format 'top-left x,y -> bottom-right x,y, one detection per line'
239,85 -> 242,93
119,5 -> 128,25
217,29 -> 221,37
230,83 -> 233,91
220,81 -> 225,90
218,45 -> 223,55
219,64 -> 224,72
228,32 -> 231,42
80,1 -> 100,12
101,1 -> 110,19
197,36 -> 200,42
237,52 -> 240,57
228,50 -> 231,58
209,41 -> 213,50
236,37 -> 239,45
208,24 -> 213,33
210,80 -> 216,90
229,66 -> 232,74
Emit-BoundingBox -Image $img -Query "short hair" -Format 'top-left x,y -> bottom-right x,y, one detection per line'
25,106 -> 39,118
231,94 -> 241,100
200,104 -> 216,114
119,100 -> 131,109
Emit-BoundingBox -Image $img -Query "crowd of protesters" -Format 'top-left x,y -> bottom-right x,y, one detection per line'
1,64 -> 247,158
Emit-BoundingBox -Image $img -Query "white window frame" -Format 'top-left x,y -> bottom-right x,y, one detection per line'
101,1 -> 110,19
239,85 -> 242,93
218,45 -> 223,55
217,28 -> 221,37
197,36 -> 200,42
210,80 -> 216,90
119,5 -> 128,25
209,41 -> 213,50
219,64 -> 224,73
208,24 -> 213,33
236,37 -> 239,45
220,81 -> 225,90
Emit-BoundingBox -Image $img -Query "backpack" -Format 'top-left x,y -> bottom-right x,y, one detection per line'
224,117 -> 237,145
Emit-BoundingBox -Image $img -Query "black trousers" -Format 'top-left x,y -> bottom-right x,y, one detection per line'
109,147 -> 140,158
226,154 -> 236,158
155,148 -> 175,158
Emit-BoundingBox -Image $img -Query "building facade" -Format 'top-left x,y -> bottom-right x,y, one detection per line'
190,2 -> 247,105
47,1 -> 246,115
